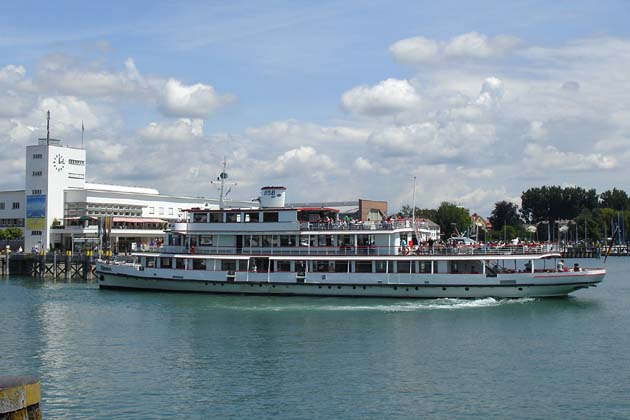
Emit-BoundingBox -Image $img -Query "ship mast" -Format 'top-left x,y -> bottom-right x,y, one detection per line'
218,158 -> 228,209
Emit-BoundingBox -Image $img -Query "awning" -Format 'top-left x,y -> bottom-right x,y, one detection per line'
113,217 -> 168,223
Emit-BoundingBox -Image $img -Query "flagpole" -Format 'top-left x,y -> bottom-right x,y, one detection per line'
411,176 -> 417,230
81,121 -> 84,149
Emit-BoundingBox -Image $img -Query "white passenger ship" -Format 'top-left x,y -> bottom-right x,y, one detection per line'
96,186 -> 605,298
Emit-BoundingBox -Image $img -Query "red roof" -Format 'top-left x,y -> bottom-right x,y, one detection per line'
297,207 -> 340,213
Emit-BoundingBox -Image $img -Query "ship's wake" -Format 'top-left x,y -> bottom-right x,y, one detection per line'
221,297 -> 536,312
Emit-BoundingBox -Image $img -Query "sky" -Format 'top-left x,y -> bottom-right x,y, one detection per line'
1,0 -> 629,216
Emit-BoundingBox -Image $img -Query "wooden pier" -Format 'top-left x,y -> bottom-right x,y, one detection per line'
561,247 -> 601,259
1,251 -> 98,280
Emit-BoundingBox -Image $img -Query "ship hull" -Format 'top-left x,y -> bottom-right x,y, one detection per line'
96,268 -> 604,299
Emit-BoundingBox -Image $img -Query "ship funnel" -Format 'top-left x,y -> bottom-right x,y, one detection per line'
260,186 -> 286,208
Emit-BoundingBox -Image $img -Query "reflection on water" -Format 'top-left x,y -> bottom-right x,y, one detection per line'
1,257 -> 629,420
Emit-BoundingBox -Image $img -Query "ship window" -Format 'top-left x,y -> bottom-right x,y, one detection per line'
397,261 -> 413,273
334,261 -> 349,272
245,212 -> 259,222
263,212 -> 279,222
160,258 -> 172,268
279,235 -> 294,247
193,213 -> 208,223
226,213 -> 239,223
221,260 -> 236,271
261,236 -> 272,247
248,235 -> 260,247
200,236 -> 213,246
375,261 -> 387,273
192,259 -> 206,270
355,261 -> 372,273
276,260 -> 291,272
209,213 -> 223,223
313,261 -> 332,272
146,257 -> 156,268
176,258 -> 186,269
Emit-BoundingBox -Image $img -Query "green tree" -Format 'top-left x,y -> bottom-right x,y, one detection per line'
488,201 -> 522,230
0,228 -> 23,240
397,206 -> 438,221
435,202 -> 471,237
600,188 -> 630,211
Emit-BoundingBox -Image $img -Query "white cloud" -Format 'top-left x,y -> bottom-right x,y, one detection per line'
445,32 -> 519,59
456,166 -> 494,179
341,78 -> 421,116
246,119 -> 369,146
526,121 -> 548,142
523,143 -> 617,171
368,121 -> 496,161
475,76 -> 504,107
0,64 -> 26,84
270,146 -> 334,173
139,118 -> 204,141
390,32 -> 520,64
37,55 -> 144,96
158,78 -> 235,118
389,36 -> 440,64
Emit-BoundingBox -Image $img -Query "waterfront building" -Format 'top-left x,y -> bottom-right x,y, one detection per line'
0,134 -> 255,253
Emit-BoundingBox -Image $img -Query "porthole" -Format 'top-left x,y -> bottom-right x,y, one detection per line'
393,286 -> 398,290
318,285 -> 322,289
405,288 -> 409,292
328,285 -> 332,289
352,286 -> 356,289
272,285 -> 276,288
363,286 -> 367,290
415,287 -> 418,291
518,287 -> 523,291
250,284 -> 254,287
465,287 -> 469,291
442,287 -> 447,291
259,284 -> 263,287
337,286 -> 341,289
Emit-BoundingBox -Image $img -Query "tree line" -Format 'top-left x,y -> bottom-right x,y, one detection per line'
399,187 -> 630,243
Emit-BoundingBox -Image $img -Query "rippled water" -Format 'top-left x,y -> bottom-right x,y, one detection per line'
1,258 -> 629,419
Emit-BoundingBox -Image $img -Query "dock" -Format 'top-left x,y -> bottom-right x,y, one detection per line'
1,251 -> 98,280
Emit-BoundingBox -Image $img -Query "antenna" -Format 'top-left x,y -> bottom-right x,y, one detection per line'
46,110 -> 50,145
81,120 -> 85,149
210,157 -> 237,209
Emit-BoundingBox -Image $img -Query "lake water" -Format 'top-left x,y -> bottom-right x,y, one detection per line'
1,258 -> 629,419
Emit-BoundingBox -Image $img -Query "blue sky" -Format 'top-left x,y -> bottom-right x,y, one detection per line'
1,1 -> 629,215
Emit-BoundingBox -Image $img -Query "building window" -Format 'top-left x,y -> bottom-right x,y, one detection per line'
159,207 -> 164,215
32,153 -> 43,159
148,207 -> 154,214
0,202 -> 4,210
32,171 -> 42,177
31,189 -> 42,195
169,208 -> 173,215
31,231 -> 42,236
12,202 -> 20,209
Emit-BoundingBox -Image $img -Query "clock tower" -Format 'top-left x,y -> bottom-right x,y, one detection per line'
24,115 -> 86,251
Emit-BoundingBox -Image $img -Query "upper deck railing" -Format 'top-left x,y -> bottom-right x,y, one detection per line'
299,219 -> 438,231
149,243 -> 559,257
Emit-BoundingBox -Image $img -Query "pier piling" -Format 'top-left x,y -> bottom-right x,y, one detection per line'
0,376 -> 41,420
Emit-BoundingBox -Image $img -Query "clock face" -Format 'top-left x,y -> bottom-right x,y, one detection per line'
53,154 -> 65,172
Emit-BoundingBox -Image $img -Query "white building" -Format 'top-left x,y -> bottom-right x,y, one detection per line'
0,135 -> 256,252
